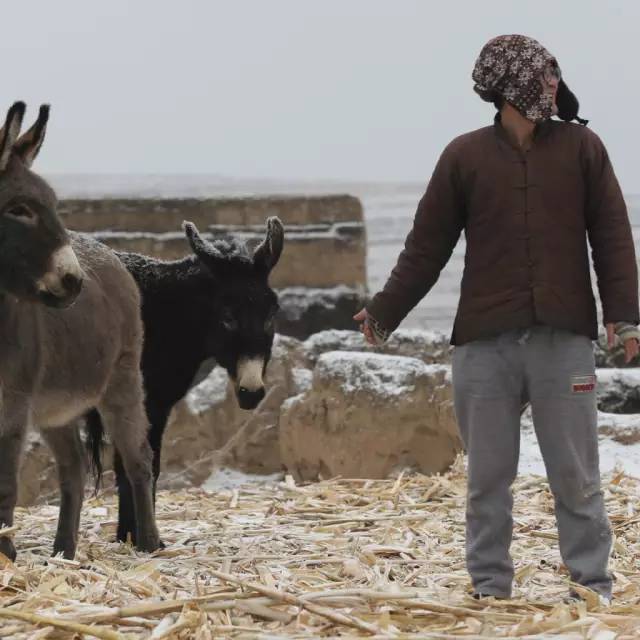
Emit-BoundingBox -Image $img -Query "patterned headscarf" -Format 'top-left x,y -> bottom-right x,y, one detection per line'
472,34 -> 560,123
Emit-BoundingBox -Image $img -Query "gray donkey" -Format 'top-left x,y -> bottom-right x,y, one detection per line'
0,101 -> 160,560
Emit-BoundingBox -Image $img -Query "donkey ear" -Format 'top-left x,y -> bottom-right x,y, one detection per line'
0,101 -> 26,171
14,104 -> 50,168
183,220 -> 225,270
253,216 -> 284,275
183,220 -> 209,257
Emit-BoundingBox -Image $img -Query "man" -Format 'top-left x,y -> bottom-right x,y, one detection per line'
355,34 -> 639,603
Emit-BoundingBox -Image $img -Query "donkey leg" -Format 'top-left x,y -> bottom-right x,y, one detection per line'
41,426 -> 86,559
113,400 -> 171,544
113,447 -> 137,544
148,404 -> 172,503
98,366 -> 160,553
0,400 -> 29,561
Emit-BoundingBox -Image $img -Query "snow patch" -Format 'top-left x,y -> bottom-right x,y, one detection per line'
315,351 -> 447,397
278,286 -> 364,321
595,368 -> 640,414
388,328 -> 450,345
282,393 -> 307,412
304,330 -> 368,358
93,222 -> 364,243
209,221 -> 364,241
185,366 -> 230,415
303,328 -> 450,363
596,368 -> 640,387
272,333 -> 303,358
291,367 -> 313,395
597,411 -> 640,429
203,467 -> 282,491
519,407 -> 640,477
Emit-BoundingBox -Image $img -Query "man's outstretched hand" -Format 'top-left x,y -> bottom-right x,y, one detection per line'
606,322 -> 639,364
354,308 -> 377,346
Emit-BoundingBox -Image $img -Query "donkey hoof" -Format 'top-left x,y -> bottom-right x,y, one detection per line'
0,537 -> 16,562
116,525 -> 136,545
135,533 -> 161,553
52,543 -> 77,560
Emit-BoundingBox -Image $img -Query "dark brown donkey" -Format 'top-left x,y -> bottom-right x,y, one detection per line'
0,101 -> 160,560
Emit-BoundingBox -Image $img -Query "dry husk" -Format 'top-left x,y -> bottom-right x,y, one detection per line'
0,457 -> 639,638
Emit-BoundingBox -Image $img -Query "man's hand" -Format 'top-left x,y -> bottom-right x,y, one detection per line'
606,322 -> 639,364
353,308 -> 377,346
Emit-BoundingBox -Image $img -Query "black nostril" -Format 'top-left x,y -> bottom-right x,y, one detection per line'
238,387 -> 266,408
62,273 -> 82,294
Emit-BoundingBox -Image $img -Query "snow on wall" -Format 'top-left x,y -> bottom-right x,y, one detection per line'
278,286 -> 364,321
303,328 -> 450,362
304,330 -> 370,357
597,368 -> 640,388
93,222 -> 365,243
291,367 -> 313,395
185,366 -> 230,415
315,351 -> 447,398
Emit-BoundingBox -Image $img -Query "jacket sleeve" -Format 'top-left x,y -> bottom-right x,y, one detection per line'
367,143 -> 465,333
583,129 -> 639,325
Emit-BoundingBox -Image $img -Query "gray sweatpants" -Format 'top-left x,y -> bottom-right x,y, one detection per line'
451,326 -> 612,598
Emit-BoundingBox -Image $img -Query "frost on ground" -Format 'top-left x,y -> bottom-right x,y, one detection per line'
203,466 -> 283,491
3,462 -> 639,638
519,407 -> 640,478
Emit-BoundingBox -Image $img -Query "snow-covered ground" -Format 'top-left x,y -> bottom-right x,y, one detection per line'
202,422 -> 640,492
202,421 -> 640,492
520,409 -> 640,478
203,467 -> 283,491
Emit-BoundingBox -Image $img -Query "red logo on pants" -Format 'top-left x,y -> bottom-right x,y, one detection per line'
571,375 -> 596,394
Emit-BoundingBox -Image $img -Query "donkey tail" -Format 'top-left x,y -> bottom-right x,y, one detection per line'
84,409 -> 105,494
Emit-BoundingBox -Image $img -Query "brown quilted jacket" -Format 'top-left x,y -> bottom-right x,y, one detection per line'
367,116 -> 639,345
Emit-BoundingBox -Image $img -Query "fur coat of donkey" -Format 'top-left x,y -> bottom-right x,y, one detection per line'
0,101 -> 160,560
86,218 -> 284,543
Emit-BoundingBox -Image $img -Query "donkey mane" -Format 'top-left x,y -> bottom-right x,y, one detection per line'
207,235 -> 252,261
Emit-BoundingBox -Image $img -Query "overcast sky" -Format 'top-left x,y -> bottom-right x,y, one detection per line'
3,1 -> 639,190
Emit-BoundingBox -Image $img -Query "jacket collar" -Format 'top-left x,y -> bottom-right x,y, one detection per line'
493,113 -> 554,149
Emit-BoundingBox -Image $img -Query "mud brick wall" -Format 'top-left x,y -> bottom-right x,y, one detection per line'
58,195 -> 368,337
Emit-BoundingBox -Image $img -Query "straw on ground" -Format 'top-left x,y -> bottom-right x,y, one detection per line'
0,457 -> 638,638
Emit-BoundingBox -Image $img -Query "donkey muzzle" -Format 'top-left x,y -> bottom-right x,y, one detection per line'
236,357 -> 266,410
238,386 -> 266,410
36,244 -> 85,308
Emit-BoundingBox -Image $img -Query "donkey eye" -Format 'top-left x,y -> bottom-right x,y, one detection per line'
5,204 -> 36,224
222,314 -> 238,331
